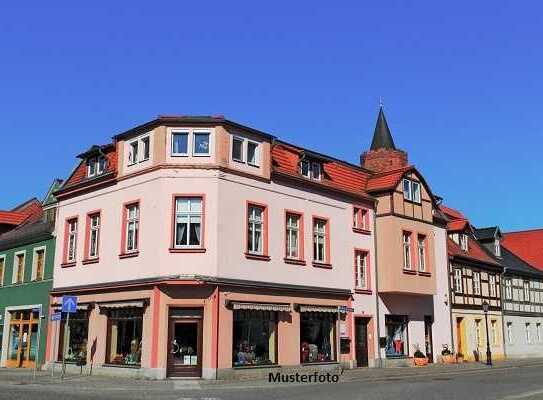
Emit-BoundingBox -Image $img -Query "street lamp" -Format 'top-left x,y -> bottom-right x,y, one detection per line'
482,301 -> 492,366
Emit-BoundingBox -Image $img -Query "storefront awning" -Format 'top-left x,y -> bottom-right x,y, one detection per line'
298,305 -> 341,313
98,301 -> 146,310
230,302 -> 291,312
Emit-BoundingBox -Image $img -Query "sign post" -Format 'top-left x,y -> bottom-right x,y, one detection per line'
61,296 -> 78,380
50,312 -> 62,377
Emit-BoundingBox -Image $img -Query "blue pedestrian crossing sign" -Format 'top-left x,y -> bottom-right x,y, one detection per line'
62,296 -> 78,313
51,312 -> 62,321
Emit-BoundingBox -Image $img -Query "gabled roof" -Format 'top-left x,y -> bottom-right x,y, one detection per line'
0,198 -> 43,227
271,141 -> 374,201
370,107 -> 396,150
447,236 -> 501,268
503,229 -> 543,270
42,179 -> 64,207
500,246 -> 543,278
474,226 -> 501,241
440,205 -> 471,232
365,166 -> 412,192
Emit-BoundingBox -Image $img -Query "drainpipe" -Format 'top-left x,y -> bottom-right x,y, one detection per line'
447,256 -> 455,353
372,201 -> 382,368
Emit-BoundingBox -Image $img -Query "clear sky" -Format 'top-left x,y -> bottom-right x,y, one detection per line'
1,1 -> 541,231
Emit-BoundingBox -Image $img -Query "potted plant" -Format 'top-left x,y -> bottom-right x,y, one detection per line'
413,345 -> 428,366
441,345 -> 456,364
456,352 -> 464,363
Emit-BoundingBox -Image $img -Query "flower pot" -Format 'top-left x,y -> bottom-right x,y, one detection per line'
442,354 -> 456,364
414,357 -> 428,366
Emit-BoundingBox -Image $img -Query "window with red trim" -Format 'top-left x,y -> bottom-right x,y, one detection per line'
353,207 -> 370,231
402,231 -> 412,270
285,212 -> 302,259
247,203 -> 267,256
122,203 -> 140,254
354,250 -> 369,290
86,213 -> 101,259
173,197 -> 203,248
417,234 -> 426,272
65,218 -> 78,263
313,218 -> 329,264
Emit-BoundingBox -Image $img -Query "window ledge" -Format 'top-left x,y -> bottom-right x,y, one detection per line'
61,262 -> 76,268
403,269 -> 417,275
352,227 -> 372,235
82,258 -> 99,265
312,261 -> 332,269
354,288 -> 373,295
169,248 -> 206,253
418,271 -> 432,277
119,251 -> 139,259
284,257 -> 306,266
245,253 -> 271,261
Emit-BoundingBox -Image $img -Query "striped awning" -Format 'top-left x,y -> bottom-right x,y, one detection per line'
231,302 -> 291,312
298,305 -> 340,313
98,301 -> 146,310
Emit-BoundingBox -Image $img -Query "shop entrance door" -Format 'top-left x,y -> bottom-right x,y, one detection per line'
6,310 -> 39,368
424,316 -> 434,363
456,317 -> 464,355
355,317 -> 369,367
167,317 -> 202,377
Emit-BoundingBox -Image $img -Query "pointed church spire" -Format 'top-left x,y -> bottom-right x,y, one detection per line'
370,106 -> 396,150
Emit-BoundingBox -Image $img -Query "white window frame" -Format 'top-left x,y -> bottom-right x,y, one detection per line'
355,251 -> 368,290
125,204 -> 139,253
505,278 -> 512,300
88,214 -> 101,259
495,240 -> 501,257
526,323 -> 532,344
473,272 -> 481,296
32,246 -> 47,281
0,255 -> 5,286
507,322 -> 513,344
403,179 -> 412,200
454,268 -> 463,293
246,140 -> 260,167
128,134 -> 151,165
300,160 -> 310,178
193,131 -> 211,156
231,136 -> 245,162
141,136 -> 150,161
174,197 -> 203,248
460,234 -> 468,251
311,162 -> 321,180
313,219 -> 327,263
171,131 -> 190,156
12,251 -> 26,284
411,181 -> 421,203
402,179 -> 422,204
489,274 -> 497,297
417,235 -> 426,272
285,213 -> 300,259
524,281 -> 530,303
247,205 -> 264,255
67,219 -> 78,262
402,232 -> 412,270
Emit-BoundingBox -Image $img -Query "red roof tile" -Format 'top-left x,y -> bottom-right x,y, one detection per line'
503,230 -> 543,271
63,145 -> 118,189
447,237 -> 501,267
440,205 -> 466,220
365,167 -> 412,192
0,198 -> 43,228
271,143 -> 372,199
0,211 -> 27,226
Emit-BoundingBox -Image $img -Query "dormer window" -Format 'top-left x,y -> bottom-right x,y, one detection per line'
402,179 -> 421,203
300,159 -> 321,180
128,135 -> 150,165
460,233 -> 468,251
495,239 -> 501,257
87,156 -> 106,177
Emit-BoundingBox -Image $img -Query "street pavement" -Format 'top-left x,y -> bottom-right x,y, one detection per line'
1,359 -> 543,400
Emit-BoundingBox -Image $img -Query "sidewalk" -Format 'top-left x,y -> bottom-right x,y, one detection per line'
1,358 -> 543,392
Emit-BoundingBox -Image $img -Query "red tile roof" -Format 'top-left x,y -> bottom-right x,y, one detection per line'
272,142 -> 372,199
503,229 -> 543,270
0,211 -> 27,226
62,145 -> 118,190
0,198 -> 43,227
440,205 -> 470,232
440,205 -> 466,220
447,236 -> 501,267
365,166 -> 412,192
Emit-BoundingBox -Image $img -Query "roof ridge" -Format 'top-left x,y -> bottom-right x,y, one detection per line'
504,228 -> 543,235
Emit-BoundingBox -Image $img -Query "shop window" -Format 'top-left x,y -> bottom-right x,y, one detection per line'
300,312 -> 336,363
385,315 -> 408,357
233,310 -> 277,367
106,308 -> 143,366
58,310 -> 89,363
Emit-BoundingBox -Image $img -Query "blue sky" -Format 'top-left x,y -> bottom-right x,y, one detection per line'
1,1 -> 541,231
